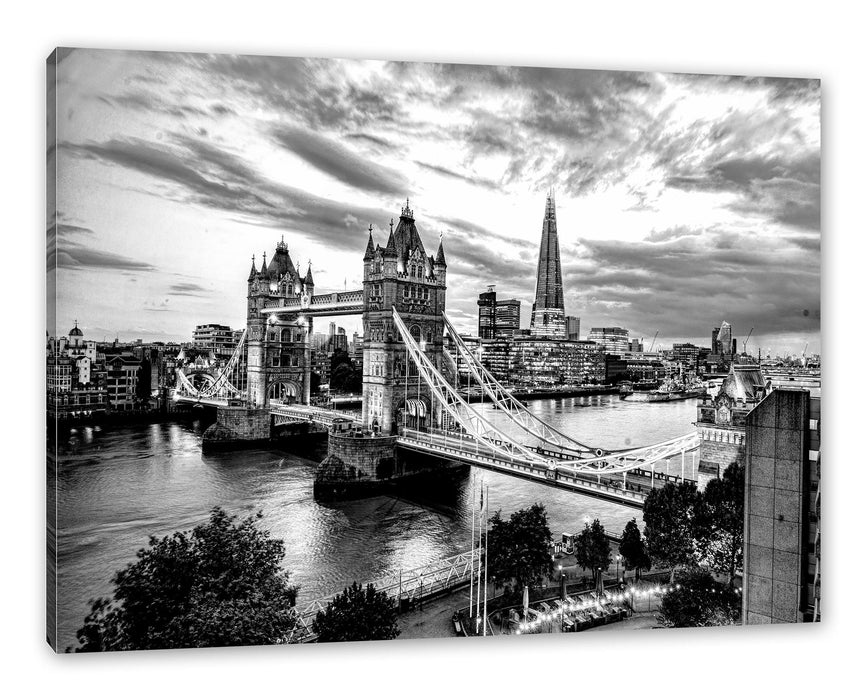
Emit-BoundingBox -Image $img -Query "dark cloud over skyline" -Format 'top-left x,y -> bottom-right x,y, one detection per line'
51,51 -> 820,352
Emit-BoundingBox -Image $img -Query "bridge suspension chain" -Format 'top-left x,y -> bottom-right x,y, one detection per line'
442,313 -> 599,456
397,308 -> 699,476
392,307 -> 558,467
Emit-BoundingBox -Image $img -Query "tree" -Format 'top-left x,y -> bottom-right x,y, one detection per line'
329,349 -> 362,393
487,503 -> 553,593
574,519 -> 611,589
643,481 -> 700,581
71,507 -> 299,652
656,568 -> 741,628
619,518 -> 652,580
312,582 -> 400,642
694,463 -> 745,583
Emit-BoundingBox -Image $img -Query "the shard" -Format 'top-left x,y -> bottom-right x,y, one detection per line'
530,191 -> 566,338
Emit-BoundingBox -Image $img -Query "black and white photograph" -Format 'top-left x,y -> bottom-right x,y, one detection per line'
46,48 -> 822,654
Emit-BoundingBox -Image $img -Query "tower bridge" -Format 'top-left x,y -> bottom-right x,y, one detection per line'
184,196 -> 700,503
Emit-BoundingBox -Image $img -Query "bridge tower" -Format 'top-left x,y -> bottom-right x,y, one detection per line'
361,201 -> 447,433
245,238 -> 313,408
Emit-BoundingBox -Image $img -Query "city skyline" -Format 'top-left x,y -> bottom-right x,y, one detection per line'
49,51 -> 820,353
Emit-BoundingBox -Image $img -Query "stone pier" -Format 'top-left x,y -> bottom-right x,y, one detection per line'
202,405 -> 271,451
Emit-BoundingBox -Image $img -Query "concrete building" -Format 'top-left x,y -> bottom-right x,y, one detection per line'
105,354 -> 141,411
530,192 -> 566,338
742,386 -> 821,624
193,323 -> 235,359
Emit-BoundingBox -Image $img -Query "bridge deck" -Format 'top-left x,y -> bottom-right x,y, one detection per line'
398,430 -> 647,509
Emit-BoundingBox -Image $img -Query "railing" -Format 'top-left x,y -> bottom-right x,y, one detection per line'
398,429 -> 646,507
270,402 -> 357,425
287,548 -> 480,642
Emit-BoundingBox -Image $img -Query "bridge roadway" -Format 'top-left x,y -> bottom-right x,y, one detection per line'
270,402 -> 359,427
397,428 -> 647,509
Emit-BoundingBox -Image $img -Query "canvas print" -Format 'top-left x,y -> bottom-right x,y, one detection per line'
46,49 -> 821,652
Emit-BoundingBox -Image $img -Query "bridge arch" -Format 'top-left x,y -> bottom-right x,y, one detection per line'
268,380 -> 302,403
186,371 -> 217,392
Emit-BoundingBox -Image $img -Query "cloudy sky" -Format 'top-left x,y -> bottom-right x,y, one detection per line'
48,49 -> 820,355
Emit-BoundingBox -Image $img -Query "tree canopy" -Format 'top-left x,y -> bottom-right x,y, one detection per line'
487,503 -> 553,592
656,568 -> 741,628
574,518 -> 611,586
71,507 -> 298,652
330,349 -> 362,393
694,463 -> 745,582
643,481 -> 700,580
619,518 -> 652,579
312,582 -> 400,643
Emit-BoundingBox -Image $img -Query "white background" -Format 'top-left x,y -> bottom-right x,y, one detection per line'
1,1 -> 862,697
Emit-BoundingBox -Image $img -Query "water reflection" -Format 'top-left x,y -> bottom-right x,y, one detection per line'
52,395 -> 697,650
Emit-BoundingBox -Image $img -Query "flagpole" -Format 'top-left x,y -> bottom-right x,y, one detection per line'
469,473 -> 475,619
483,484 -> 489,637
476,482 -> 483,631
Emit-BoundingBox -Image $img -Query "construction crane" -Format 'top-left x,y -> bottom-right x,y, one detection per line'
649,330 -> 659,352
742,327 -> 754,356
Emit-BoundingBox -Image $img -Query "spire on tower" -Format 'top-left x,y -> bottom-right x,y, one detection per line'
248,254 -> 258,281
363,224 -> 376,261
435,234 -> 447,267
304,261 -> 314,286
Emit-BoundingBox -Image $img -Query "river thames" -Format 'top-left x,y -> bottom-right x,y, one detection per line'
51,395 -> 698,650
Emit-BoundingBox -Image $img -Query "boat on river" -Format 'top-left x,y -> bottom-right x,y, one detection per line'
620,376 -> 705,403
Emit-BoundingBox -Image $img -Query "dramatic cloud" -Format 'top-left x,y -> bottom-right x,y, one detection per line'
52,51 -> 820,351
272,124 -> 406,196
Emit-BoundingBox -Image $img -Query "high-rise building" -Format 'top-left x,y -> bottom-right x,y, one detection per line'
566,315 -> 581,341
530,192 -> 566,338
588,327 -> 630,354
717,321 -> 732,356
495,298 -> 521,338
477,285 -> 497,339
711,327 -> 721,354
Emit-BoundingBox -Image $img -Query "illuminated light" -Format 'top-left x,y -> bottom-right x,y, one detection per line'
268,314 -> 278,325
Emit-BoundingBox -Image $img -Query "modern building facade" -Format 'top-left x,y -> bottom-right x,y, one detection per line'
530,192 -> 566,338
495,298 -> 521,338
588,327 -> 630,354
566,315 -> 581,341
477,285 -> 498,339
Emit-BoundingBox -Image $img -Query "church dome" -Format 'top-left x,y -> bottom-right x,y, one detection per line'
68,321 -> 83,337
